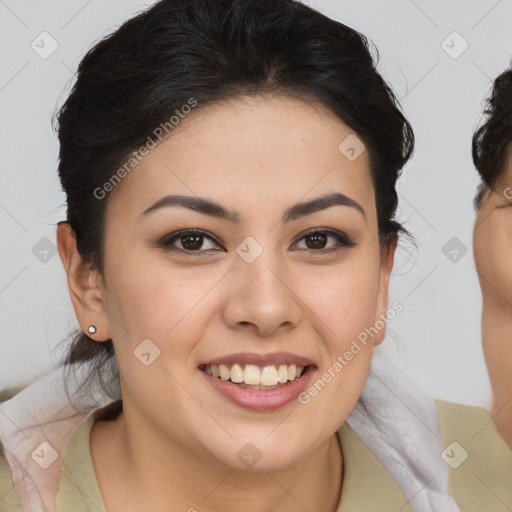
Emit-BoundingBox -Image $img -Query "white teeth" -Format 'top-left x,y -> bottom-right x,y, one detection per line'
230,363 -> 244,383
203,363 -> 307,386
219,364 -> 229,380
260,365 -> 278,386
243,364 -> 260,385
277,364 -> 288,383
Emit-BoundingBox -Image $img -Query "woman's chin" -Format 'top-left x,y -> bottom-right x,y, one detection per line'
198,435 -> 310,472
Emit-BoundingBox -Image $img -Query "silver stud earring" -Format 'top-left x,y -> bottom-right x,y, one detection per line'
87,325 -> 97,334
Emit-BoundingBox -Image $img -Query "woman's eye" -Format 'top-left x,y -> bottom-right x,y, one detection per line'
159,230 -> 222,253
293,229 -> 356,253
157,228 -> 355,255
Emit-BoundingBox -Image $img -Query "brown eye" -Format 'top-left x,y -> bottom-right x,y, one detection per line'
158,230 -> 223,253
293,229 -> 355,253
304,232 -> 328,250
157,228 -> 355,256
180,233 -> 206,250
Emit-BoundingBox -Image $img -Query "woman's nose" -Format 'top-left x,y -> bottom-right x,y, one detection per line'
221,240 -> 302,337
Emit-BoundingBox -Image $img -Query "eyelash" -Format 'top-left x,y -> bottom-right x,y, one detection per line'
157,228 -> 356,256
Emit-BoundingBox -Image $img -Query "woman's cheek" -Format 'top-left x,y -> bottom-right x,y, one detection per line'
489,217 -> 512,301
107,256 -> 201,332
306,275 -> 380,349
474,210 -> 512,307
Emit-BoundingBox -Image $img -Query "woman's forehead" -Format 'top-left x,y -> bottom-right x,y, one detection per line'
106,96 -> 375,219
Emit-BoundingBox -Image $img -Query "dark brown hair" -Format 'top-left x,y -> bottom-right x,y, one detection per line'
472,68 -> 512,208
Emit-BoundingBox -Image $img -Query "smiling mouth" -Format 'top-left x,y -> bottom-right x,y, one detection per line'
200,363 -> 310,390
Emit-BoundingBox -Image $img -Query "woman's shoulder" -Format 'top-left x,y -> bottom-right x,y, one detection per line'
435,398 -> 512,510
0,386 -> 26,511
0,440 -> 23,511
0,388 -> 117,512
0,402 -> 117,512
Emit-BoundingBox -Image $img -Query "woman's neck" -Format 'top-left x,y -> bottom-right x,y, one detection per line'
89,409 -> 343,512
481,301 -> 512,447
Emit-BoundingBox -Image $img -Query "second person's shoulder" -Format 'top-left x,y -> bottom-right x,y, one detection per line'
435,398 -> 512,511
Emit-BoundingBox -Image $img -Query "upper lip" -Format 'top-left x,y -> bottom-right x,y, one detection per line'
200,352 -> 317,368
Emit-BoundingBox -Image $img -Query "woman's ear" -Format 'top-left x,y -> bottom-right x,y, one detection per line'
373,235 -> 397,346
56,222 -> 111,341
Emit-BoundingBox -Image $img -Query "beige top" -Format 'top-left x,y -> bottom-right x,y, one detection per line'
1,399 -> 511,511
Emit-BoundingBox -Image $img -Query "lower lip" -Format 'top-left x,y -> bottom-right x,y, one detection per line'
200,366 -> 315,412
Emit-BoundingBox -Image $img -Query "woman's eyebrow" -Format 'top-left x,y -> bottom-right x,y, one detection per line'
139,192 -> 366,223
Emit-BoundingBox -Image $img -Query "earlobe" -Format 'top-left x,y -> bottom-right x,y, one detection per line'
373,236 -> 397,346
56,222 -> 110,341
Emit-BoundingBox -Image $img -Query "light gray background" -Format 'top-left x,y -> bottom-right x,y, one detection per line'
0,0 -> 509,408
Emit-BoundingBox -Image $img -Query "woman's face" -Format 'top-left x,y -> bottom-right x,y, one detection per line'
473,147 -> 512,309
95,95 -> 394,470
